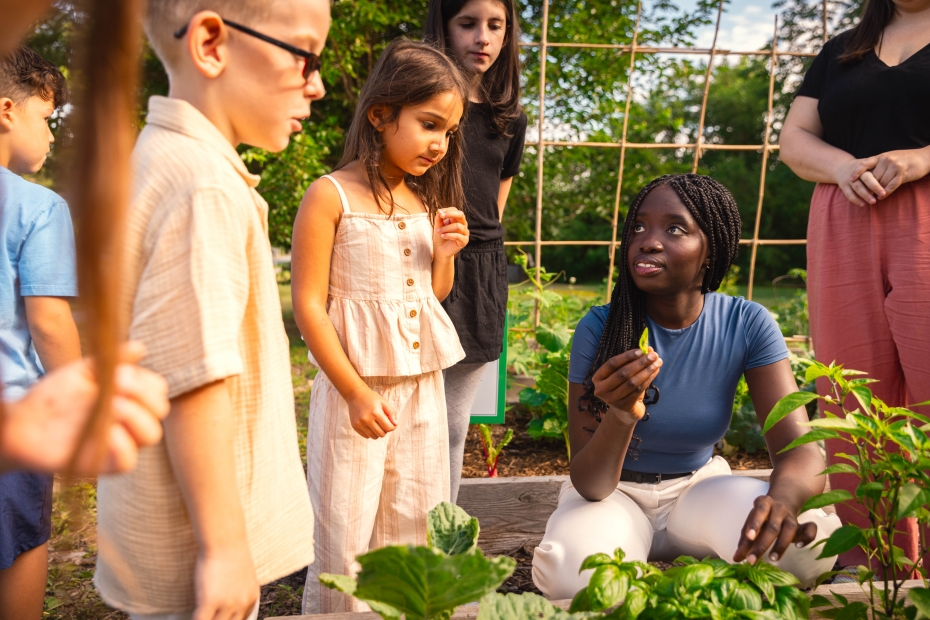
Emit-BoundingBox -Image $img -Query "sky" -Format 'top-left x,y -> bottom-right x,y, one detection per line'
687,0 -> 780,52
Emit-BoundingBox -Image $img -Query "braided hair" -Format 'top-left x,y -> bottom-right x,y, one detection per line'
579,174 -> 742,420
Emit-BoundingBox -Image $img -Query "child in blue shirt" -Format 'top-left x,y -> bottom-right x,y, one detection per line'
0,44 -> 81,618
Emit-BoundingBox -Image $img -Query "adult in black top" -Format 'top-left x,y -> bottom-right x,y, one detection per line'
780,0 -> 930,572
425,0 -> 527,504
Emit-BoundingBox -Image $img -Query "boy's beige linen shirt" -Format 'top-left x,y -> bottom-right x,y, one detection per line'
95,97 -> 314,614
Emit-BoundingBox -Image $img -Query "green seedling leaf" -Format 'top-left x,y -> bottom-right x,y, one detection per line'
754,562 -> 800,586
820,463 -> 858,476
763,391 -> 821,434
426,502 -> 479,556
817,525 -> 866,559
730,582 -> 763,611
588,565 -> 629,611
855,481 -> 884,500
811,594 -> 834,608
639,327 -> 650,355
909,588 -> 930,620
805,363 -> 832,385
779,428 -> 842,453
801,489 -> 854,512
579,553 -> 614,571
804,416 -> 858,430
675,563 -> 714,595
746,564 -> 776,603
851,385 -> 873,412
897,483 -> 929,520
353,545 -> 515,620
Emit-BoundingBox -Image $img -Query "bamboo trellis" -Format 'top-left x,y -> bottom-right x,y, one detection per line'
510,0 -> 830,305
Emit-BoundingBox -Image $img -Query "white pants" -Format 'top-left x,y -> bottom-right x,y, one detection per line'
130,601 -> 259,620
532,457 -> 841,599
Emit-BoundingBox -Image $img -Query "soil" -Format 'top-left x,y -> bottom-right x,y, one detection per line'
462,406 -> 772,479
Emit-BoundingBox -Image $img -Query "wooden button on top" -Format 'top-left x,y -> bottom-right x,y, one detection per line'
398,222 -> 406,230
406,278 -> 414,286
404,248 -> 412,256
409,310 -> 417,318
413,342 -> 420,350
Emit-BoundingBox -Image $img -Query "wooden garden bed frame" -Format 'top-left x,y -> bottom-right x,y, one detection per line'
269,470 -> 919,619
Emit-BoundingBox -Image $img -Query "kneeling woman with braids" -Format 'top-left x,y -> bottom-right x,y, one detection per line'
532,174 -> 841,599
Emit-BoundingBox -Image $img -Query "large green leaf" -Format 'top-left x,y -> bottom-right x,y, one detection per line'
478,592 -> 596,619
801,489 -> 853,512
588,565 -> 629,611
817,525 -> 866,559
820,463 -> 858,476
426,502 -> 479,556
850,386 -> 873,412
745,564 -> 776,603
353,546 -> 515,620
762,392 -> 821,434
536,324 -> 572,353
319,573 -> 403,620
804,416 -> 858,430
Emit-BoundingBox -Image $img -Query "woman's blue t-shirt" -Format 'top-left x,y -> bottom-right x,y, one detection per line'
568,292 -> 788,473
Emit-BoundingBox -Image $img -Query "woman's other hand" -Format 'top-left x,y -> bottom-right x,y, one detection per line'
733,494 -> 817,564
433,208 -> 469,260
861,147 -> 930,199
1,341 -> 169,475
592,348 -> 662,426
347,387 -> 398,439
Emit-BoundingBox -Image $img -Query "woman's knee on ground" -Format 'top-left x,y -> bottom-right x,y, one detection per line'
533,486 -> 652,600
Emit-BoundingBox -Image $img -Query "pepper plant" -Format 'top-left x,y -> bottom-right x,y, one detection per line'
763,360 -> 930,619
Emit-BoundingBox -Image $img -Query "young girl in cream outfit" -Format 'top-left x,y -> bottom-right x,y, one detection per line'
290,41 -> 471,614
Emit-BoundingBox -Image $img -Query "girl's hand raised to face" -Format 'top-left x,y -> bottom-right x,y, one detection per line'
592,348 -> 662,426
433,208 -> 469,259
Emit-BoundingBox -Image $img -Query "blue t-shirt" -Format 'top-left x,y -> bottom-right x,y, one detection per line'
0,167 -> 78,399
569,292 -> 788,473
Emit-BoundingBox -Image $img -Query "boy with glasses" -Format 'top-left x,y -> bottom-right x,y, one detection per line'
93,2 -> 329,619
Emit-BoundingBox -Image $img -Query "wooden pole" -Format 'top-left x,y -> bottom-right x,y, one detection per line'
747,17 -> 779,301
533,0 -> 550,326
692,0 -> 725,173
605,2 -> 642,302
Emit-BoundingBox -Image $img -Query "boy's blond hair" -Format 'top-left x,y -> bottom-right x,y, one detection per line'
144,0 -> 271,68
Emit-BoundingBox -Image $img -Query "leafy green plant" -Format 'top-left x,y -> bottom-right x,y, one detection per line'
764,360 -> 930,619
567,548 -> 809,620
319,502 -> 516,620
723,350 -> 817,455
479,425 -> 514,478
521,342 -> 572,460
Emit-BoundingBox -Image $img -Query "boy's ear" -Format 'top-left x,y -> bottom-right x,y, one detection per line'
183,11 -> 230,79
0,98 -> 15,132
366,104 -> 392,131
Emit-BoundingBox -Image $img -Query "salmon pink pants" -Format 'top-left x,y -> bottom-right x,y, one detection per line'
807,176 -> 930,570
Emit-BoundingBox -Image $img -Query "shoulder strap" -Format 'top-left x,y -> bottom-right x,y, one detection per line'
322,174 -> 351,214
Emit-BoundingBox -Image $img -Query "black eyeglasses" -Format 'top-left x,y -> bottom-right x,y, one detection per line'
174,18 -> 322,80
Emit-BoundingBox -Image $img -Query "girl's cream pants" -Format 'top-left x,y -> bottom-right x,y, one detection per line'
532,456 -> 841,599
302,370 -> 450,614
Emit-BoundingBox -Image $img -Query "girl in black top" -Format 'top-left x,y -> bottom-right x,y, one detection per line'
780,0 -> 930,572
425,0 -> 528,503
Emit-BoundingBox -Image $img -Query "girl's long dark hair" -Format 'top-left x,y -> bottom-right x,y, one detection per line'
579,174 -> 742,419
424,0 -> 522,137
838,0 -> 895,63
337,39 -> 469,217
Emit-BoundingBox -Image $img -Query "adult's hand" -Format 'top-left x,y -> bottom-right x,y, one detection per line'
592,348 -> 662,425
1,341 -> 169,475
833,157 -> 886,207
858,147 -> 930,199
732,494 -> 817,564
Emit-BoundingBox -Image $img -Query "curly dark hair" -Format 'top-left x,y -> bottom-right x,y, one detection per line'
0,44 -> 68,108
579,174 -> 743,420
